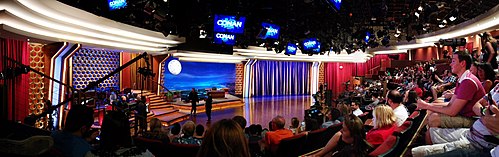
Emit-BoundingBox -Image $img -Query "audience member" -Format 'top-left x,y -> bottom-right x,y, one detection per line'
289,117 -> 300,134
385,90 -> 408,126
351,101 -> 363,116
431,70 -> 456,100
477,62 -> 496,92
86,111 -> 153,157
262,116 -> 294,153
314,114 -> 372,157
337,103 -> 351,122
248,124 -> 263,143
194,124 -> 205,139
417,51 -> 485,128
366,105 -> 397,148
301,118 -> 319,134
172,121 -> 202,145
480,32 -> 498,69
322,108 -> 341,128
232,116 -> 247,130
51,105 -> 94,157
142,118 -> 169,143
404,90 -> 419,114
168,122 -> 181,142
197,119 -> 250,157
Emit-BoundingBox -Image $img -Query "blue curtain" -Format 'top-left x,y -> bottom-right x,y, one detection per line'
251,60 -> 311,96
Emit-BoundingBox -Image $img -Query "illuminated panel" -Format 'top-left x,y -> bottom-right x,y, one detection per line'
72,48 -> 120,90
28,43 -> 46,128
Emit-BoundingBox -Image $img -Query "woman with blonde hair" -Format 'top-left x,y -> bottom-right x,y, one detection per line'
197,119 -> 250,157
141,118 -> 170,143
366,105 -> 398,148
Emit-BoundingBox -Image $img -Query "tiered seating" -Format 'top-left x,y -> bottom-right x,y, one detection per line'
132,137 -> 200,157
300,123 -> 342,154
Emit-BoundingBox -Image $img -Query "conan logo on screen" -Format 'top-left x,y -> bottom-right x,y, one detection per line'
108,0 -> 127,11
304,40 -> 317,49
214,15 -> 246,34
214,33 -> 236,45
261,22 -> 280,39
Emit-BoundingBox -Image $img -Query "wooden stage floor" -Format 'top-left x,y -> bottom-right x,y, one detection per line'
180,95 -> 313,128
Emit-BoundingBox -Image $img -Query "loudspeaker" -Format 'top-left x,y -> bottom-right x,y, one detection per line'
325,90 -> 333,107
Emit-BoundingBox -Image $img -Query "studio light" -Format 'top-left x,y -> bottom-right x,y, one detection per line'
415,12 -> 420,18
418,6 -> 423,11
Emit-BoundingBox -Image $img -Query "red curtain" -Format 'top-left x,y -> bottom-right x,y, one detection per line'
324,63 -> 355,98
121,53 -> 132,90
0,38 -> 30,122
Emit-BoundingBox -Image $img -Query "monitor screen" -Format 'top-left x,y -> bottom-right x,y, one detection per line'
285,43 -> 297,55
108,0 -> 127,11
260,22 -> 280,39
214,15 -> 246,34
214,33 -> 236,45
303,38 -> 321,53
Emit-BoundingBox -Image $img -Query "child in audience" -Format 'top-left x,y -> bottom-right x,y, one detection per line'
168,122 -> 181,142
289,117 -> 300,134
366,105 -> 397,148
197,119 -> 250,157
194,124 -> 205,139
314,114 -> 372,157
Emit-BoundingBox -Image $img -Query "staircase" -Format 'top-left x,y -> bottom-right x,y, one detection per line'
130,90 -> 189,125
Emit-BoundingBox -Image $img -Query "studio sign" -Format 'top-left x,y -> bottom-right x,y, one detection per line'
304,41 -> 317,48
109,0 -> 126,8
266,27 -> 279,36
215,33 -> 235,42
287,46 -> 296,52
217,18 -> 243,30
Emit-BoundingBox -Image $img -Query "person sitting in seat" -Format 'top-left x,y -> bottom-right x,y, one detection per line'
197,119 -> 250,157
261,116 -> 294,153
314,114 -> 372,157
141,118 -> 169,144
172,121 -> 202,145
51,105 -> 94,157
366,105 -> 397,148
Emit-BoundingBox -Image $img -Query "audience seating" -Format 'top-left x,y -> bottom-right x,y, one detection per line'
358,112 -> 370,122
164,143 -> 200,157
300,123 -> 342,155
274,134 -> 307,157
133,137 -> 164,156
368,135 -> 399,156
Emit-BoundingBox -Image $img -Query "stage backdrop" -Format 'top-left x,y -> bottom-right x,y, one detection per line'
163,58 -> 236,93
71,48 -> 120,90
250,60 -> 312,96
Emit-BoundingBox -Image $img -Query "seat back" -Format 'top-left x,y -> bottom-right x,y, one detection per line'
164,143 -> 200,157
275,134 -> 307,157
300,123 -> 342,155
133,137 -> 164,156
368,135 -> 399,157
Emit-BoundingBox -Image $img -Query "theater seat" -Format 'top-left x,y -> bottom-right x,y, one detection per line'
133,137 -> 164,156
164,143 -> 200,157
301,128 -> 327,154
368,135 -> 398,157
274,134 -> 307,157
393,121 -> 412,136
358,112 -> 370,122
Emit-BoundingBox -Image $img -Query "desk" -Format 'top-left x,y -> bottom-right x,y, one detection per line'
208,91 -> 225,98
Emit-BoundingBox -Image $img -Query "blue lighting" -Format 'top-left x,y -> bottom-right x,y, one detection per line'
214,33 -> 236,45
214,15 -> 246,34
285,43 -> 297,55
260,22 -> 280,39
108,0 -> 127,11
163,58 -> 236,92
330,0 -> 342,10
365,32 -> 371,43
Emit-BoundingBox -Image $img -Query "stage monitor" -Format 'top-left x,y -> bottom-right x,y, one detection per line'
302,38 -> 321,54
285,43 -> 297,55
213,33 -> 236,45
108,0 -> 127,11
214,14 -> 246,34
259,22 -> 280,39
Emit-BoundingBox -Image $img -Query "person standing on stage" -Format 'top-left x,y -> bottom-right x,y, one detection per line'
189,88 -> 199,115
205,94 -> 213,121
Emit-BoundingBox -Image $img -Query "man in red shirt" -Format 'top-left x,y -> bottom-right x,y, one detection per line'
417,51 -> 485,143
262,115 -> 294,153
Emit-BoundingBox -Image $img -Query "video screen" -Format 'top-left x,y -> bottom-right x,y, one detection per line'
285,43 -> 297,55
259,22 -> 280,39
163,58 -> 236,92
214,14 -> 246,34
214,33 -> 236,45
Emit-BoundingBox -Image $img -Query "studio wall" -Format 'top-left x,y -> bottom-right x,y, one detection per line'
71,48 -> 120,90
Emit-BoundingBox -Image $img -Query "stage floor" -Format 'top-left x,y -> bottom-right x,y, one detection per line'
185,95 -> 313,128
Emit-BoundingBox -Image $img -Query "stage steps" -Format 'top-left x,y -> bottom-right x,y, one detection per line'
130,90 -> 188,125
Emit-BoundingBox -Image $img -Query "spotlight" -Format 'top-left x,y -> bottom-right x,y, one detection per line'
418,6 -> 423,11
415,12 -> 420,18
438,23 -> 446,28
